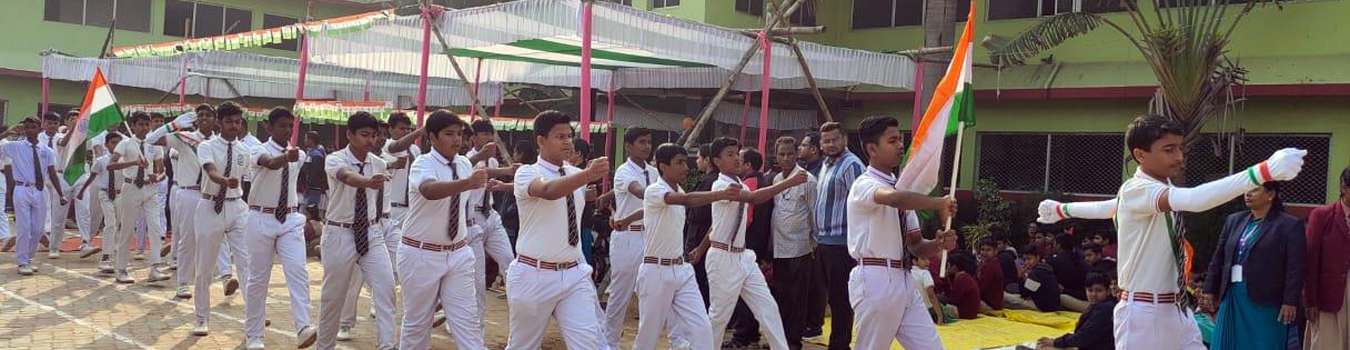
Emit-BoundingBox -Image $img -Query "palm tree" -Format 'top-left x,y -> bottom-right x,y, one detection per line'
984,0 -> 1281,147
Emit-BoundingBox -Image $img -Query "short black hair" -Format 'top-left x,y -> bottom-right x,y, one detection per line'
1020,244 -> 1043,258
532,110 -> 573,137
471,119 -> 494,134
128,111 -> 151,123
742,148 -> 763,172
149,112 -> 166,120
267,107 -> 295,125
1125,114 -> 1185,161
1083,243 -> 1104,254
819,122 -> 842,134
1055,233 -> 1077,251
387,112 -> 412,128
194,103 -> 214,114
775,136 -> 797,149
105,132 -> 123,143
977,237 -> 997,249
1341,165 -> 1349,187
624,127 -> 652,145
654,143 -> 685,167
43,111 -> 62,122
698,144 -> 712,158
65,110 -> 80,118
347,111 -> 380,133
950,251 -> 977,274
426,109 -> 467,136
802,132 -> 821,148
573,137 -> 591,161
1085,272 -> 1111,289
709,137 -> 740,161
21,116 -> 40,125
858,116 -> 899,147
216,101 -> 244,119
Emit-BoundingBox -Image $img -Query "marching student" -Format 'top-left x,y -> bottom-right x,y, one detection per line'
506,110 -> 610,350
43,111 -> 70,259
844,115 -> 957,349
110,111 -> 168,284
75,133 -> 122,271
191,102 -> 252,335
603,127 -> 659,348
241,108 -> 317,350
633,143 -> 737,350
398,110 -> 489,349
316,111 -> 397,350
691,136 -> 806,350
4,116 -> 67,275
464,119 -> 517,328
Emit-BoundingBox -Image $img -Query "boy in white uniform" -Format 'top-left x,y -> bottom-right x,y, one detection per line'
109,112 -> 168,284
4,117 -> 65,275
464,119 -> 517,324
76,134 -> 122,269
398,110 -> 489,349
42,112 -> 71,259
190,102 -> 253,335
844,116 -> 956,349
506,110 -> 610,350
316,111 -> 397,350
603,128 -> 660,348
691,137 -> 806,350
241,108 -> 318,349
632,143 -> 739,350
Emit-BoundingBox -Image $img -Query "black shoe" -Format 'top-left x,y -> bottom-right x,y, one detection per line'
802,327 -> 823,338
721,338 -> 756,349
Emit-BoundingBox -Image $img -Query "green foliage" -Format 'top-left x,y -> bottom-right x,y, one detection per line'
960,179 -> 1017,250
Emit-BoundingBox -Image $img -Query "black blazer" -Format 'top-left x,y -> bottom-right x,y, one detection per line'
1203,211 -> 1306,307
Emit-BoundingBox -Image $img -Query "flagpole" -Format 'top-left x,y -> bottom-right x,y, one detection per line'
938,121 -> 965,278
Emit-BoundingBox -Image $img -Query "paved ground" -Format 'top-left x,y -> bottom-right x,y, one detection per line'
1,232 -> 827,349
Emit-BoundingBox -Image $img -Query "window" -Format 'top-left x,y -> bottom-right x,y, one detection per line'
1157,0 -> 1251,8
163,0 -> 253,37
789,0 -> 816,26
990,0 -> 1121,20
44,0 -> 151,32
854,0 -> 966,29
652,0 -> 678,8
0,99 -> 7,122
978,133 -> 1125,194
735,0 -> 763,16
263,14 -> 298,51
601,0 -> 632,5
1185,133 -> 1331,204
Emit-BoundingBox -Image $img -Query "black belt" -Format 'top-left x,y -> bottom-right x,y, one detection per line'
517,255 -> 579,271
710,241 -> 745,253
392,203 -> 409,208
859,257 -> 905,269
619,225 -> 644,232
643,256 -> 684,266
176,185 -> 201,191
201,193 -> 242,202
402,237 -> 467,252
325,220 -> 355,229
249,205 -> 301,215
15,181 -> 40,188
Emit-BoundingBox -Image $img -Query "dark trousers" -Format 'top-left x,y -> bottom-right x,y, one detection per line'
694,255 -> 711,307
730,300 -> 760,343
806,253 -> 827,332
817,245 -> 856,350
772,254 -> 814,349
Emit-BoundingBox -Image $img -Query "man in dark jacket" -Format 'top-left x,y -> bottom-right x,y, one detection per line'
1040,273 -> 1116,350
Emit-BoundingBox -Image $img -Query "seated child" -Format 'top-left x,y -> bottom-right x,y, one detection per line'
976,237 -> 1005,311
995,233 -> 1020,293
1087,231 -> 1117,259
910,255 -> 947,324
1013,245 -> 1061,312
943,252 -> 983,320
1038,273 -> 1117,350
1082,243 -> 1116,277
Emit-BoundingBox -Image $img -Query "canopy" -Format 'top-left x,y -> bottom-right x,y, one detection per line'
305,0 -> 915,91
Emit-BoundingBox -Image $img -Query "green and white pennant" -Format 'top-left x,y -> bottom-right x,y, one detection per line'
445,36 -> 712,70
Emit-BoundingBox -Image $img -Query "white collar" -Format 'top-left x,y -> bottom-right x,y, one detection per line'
718,172 -> 741,184
1132,166 -> 1175,186
865,166 -> 897,187
536,157 -> 565,174
431,148 -> 456,164
627,158 -> 647,170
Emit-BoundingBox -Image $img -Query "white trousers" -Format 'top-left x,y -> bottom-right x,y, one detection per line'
172,189 -> 201,286
72,175 -> 92,243
133,182 -> 168,252
340,219 -> 398,328
115,188 -> 164,271
1113,296 -> 1206,350
505,259 -> 605,350
97,190 -> 118,260
243,211 -> 313,340
397,244 -> 483,349
468,212 -> 515,328
0,180 -> 9,241
13,186 -> 48,266
193,199 -> 249,323
318,225 -> 396,350
603,230 -> 645,348
46,184 -> 71,252
706,249 -> 788,350
635,263 -> 712,350
848,266 -> 943,350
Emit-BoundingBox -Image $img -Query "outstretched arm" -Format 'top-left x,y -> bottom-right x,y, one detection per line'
1161,148 -> 1305,213
1038,199 -> 1118,224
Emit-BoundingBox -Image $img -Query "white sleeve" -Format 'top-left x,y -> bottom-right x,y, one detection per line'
1038,199 -> 1118,223
513,165 -> 537,200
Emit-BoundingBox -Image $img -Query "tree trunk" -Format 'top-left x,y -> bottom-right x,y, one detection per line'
919,0 -> 958,120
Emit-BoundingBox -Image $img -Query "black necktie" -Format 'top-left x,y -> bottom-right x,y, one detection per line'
30,143 -> 43,189
135,142 -> 147,188
561,166 -> 578,246
729,177 -> 745,247
213,142 -> 233,214
447,161 -> 460,241
479,158 -> 492,215
276,161 -> 290,223
106,161 -> 117,201
353,163 -> 370,256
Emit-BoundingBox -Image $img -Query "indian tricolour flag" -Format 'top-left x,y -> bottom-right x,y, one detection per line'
897,0 -> 977,194
63,67 -> 124,185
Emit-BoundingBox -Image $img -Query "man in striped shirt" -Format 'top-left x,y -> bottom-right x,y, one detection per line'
812,122 -> 864,349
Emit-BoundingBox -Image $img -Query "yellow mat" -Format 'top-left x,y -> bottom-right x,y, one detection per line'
811,310 -> 1080,350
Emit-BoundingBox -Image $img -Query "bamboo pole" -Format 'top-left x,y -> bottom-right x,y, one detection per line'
786,41 -> 834,122
423,4 -> 513,164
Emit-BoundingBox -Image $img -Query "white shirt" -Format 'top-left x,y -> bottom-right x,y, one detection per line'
911,267 -> 936,308
612,158 -> 658,232
642,177 -> 684,259
382,139 -> 421,206
165,131 -> 209,188
247,140 -> 302,208
709,173 -> 751,248
464,147 -> 499,222
405,149 -> 472,245
240,134 -> 263,182
112,137 -> 161,191
325,148 -> 387,224
846,167 -> 907,261
513,157 -> 585,262
772,167 -> 817,258
1116,167 -> 1183,294
90,155 -> 115,192
197,137 -> 248,199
